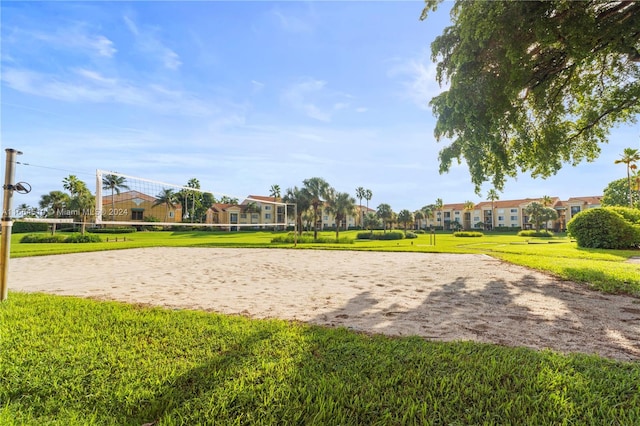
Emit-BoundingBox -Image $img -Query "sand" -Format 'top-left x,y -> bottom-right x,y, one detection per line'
10,247 -> 640,361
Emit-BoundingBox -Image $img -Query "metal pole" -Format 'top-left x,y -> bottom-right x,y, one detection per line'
1,149 -> 23,301
294,203 -> 297,247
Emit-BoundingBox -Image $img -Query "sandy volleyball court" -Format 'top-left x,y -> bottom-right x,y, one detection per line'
10,247 -> 640,361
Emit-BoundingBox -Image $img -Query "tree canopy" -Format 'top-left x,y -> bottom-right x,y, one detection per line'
421,0 -> 640,193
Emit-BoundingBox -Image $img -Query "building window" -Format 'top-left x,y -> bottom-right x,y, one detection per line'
169,211 -> 174,218
474,216 -> 480,222
264,205 -> 271,210
454,211 -> 460,215
510,216 -> 518,221
510,208 -> 518,213
498,209 -> 505,214
240,213 -> 247,219
570,206 -> 581,215
265,213 -> 271,219
132,210 -> 143,221
498,216 -> 505,221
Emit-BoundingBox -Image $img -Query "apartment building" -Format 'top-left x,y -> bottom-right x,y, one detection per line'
424,196 -> 602,231
206,194 -> 603,232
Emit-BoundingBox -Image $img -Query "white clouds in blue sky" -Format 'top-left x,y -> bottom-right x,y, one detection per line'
2,1 -> 638,211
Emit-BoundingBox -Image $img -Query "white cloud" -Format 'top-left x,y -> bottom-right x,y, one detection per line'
251,80 -> 265,93
1,67 -> 212,116
122,15 -> 181,70
271,9 -> 313,33
10,27 -> 116,58
281,78 -> 357,122
388,54 -> 446,110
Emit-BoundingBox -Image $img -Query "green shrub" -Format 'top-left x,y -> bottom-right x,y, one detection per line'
405,231 -> 418,239
139,225 -> 164,232
494,226 -> 521,232
271,232 -> 353,244
517,230 -> 554,237
567,208 -> 640,249
88,227 -> 137,234
363,231 -> 405,240
607,206 -> 640,224
416,229 -> 426,234
356,232 -> 372,239
20,234 -> 67,243
12,221 -> 49,233
453,231 -> 484,237
65,234 -> 102,243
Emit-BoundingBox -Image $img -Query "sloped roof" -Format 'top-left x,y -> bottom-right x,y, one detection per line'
245,195 -> 281,203
102,190 -> 156,205
565,196 -> 603,205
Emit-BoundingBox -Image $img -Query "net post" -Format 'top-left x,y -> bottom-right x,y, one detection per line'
95,169 -> 103,225
294,203 -> 297,247
1,148 -> 23,302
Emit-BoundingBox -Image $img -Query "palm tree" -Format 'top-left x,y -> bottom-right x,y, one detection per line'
325,189 -> 356,240
64,175 -> 93,235
487,189 -> 500,231
302,177 -> 330,239
397,209 -> 414,233
63,175 -> 87,196
219,195 -> 239,204
413,210 -> 424,230
614,148 -> 640,207
283,186 -> 311,235
355,187 -> 366,228
153,188 -> 177,222
376,203 -> 393,233
421,204 -> 435,229
39,191 -> 69,235
269,184 -> 281,229
102,174 -> 129,222
541,195 -> 554,207
463,200 -> 475,230
364,189 -> 372,211
434,198 -> 444,230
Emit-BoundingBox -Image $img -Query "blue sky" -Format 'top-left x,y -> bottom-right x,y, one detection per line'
2,1 -> 639,212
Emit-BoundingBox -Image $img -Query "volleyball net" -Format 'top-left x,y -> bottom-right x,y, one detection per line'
94,170 -> 291,229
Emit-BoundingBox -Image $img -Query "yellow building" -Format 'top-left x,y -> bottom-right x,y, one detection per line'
101,190 -> 182,224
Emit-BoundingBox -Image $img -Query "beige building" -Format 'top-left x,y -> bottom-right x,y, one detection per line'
101,190 -> 183,224
422,196 -> 602,231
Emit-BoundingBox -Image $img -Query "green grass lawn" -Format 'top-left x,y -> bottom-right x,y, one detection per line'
2,293 -> 639,425
2,229 -> 640,424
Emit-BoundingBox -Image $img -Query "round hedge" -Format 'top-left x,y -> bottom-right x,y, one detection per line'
567,208 -> 640,249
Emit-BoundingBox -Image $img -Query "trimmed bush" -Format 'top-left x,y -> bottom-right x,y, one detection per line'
65,234 -> 102,243
567,208 -> 640,249
20,233 -> 103,243
271,232 -> 353,244
355,231 -> 406,240
12,221 -> 49,234
20,234 -> 67,243
405,231 -> 418,239
88,227 -> 137,234
453,231 -> 484,237
607,206 -> 640,224
517,230 -> 554,237
372,231 -> 405,240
